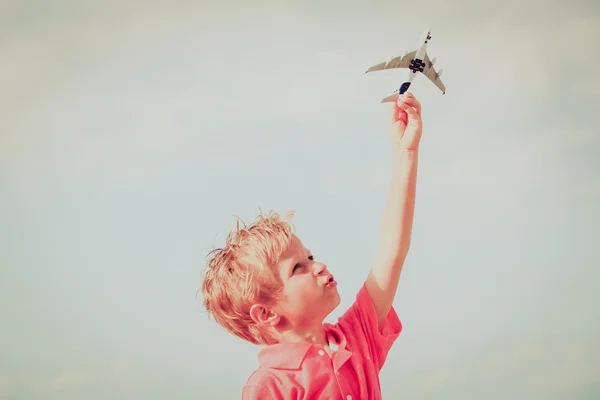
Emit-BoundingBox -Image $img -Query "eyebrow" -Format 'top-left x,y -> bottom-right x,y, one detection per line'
287,248 -> 311,274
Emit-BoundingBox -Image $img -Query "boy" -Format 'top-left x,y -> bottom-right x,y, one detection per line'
200,92 -> 422,399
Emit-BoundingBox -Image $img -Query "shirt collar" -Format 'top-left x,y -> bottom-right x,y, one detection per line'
257,323 -> 349,370
324,322 -> 347,349
257,342 -> 313,370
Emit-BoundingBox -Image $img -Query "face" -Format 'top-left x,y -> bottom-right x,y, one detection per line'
272,235 -> 341,330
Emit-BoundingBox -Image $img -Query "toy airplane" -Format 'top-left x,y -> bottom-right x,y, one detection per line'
365,29 -> 446,102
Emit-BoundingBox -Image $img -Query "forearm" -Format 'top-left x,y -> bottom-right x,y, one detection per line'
365,92 -> 422,327
374,148 -> 419,286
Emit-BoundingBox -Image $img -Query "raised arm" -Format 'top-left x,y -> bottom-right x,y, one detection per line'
365,92 -> 422,329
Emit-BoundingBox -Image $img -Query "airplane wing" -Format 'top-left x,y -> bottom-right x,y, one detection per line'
423,53 -> 446,94
365,50 -> 417,73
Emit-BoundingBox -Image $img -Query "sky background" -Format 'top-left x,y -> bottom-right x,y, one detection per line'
1,0 -> 599,399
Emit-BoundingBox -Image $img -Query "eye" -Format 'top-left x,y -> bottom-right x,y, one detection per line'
292,263 -> 301,273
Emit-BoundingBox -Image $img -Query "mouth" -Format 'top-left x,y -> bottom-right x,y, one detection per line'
325,274 -> 337,288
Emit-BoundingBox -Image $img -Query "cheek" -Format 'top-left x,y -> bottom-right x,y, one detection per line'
284,277 -> 314,297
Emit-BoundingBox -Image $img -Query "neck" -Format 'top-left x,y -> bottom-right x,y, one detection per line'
273,321 -> 328,347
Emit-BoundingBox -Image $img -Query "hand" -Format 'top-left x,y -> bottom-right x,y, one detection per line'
388,92 -> 423,153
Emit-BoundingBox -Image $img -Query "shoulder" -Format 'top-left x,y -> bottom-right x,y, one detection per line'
335,283 -> 402,368
242,368 -> 282,400
339,282 -> 402,332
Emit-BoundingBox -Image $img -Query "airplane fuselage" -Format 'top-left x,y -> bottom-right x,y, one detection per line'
407,32 -> 430,83
366,28 -> 444,100
398,31 -> 431,95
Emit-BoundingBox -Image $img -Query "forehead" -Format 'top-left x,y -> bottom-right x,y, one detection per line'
276,235 -> 307,265
282,235 -> 305,257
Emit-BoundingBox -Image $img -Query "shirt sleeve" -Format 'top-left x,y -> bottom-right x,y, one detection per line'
337,283 -> 402,370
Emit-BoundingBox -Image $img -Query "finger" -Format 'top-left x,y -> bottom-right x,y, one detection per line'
400,91 -> 415,102
399,91 -> 420,107
398,101 -> 420,120
389,96 -> 403,123
392,104 -> 408,125
389,100 -> 398,123
398,108 -> 408,125
399,93 -> 421,115
402,91 -> 418,101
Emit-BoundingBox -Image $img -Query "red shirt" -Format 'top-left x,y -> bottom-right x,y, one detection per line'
242,283 -> 403,400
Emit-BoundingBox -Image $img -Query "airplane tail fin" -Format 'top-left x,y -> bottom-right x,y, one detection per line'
380,81 -> 411,103
381,93 -> 399,103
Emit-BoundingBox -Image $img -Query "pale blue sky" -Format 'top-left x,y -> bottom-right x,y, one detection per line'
1,0 -> 599,399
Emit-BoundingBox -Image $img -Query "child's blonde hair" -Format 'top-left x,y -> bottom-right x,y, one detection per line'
200,209 -> 295,345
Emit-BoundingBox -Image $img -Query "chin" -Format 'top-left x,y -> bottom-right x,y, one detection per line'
324,292 -> 341,316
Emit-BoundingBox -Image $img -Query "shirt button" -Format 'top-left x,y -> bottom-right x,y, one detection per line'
346,395 -> 352,400
318,350 -> 325,356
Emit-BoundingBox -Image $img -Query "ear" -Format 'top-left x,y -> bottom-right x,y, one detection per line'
249,303 -> 280,327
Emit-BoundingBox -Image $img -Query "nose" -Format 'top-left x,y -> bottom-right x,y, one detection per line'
312,262 -> 327,277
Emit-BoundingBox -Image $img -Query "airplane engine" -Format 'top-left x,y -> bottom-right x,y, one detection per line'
430,57 -> 437,66
437,69 -> 443,78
